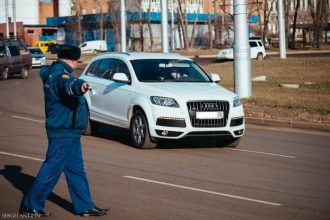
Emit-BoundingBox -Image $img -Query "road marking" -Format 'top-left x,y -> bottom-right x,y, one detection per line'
0,151 -> 44,162
124,176 -> 282,206
225,148 -> 296,159
12,115 -> 44,123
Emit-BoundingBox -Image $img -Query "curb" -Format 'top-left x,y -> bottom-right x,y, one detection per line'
246,117 -> 330,132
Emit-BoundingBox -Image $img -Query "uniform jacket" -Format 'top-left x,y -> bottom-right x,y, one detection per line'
39,60 -> 88,139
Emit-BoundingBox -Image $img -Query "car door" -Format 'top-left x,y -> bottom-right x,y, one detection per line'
249,41 -> 258,59
8,46 -> 21,73
81,59 -> 105,119
101,59 -> 133,128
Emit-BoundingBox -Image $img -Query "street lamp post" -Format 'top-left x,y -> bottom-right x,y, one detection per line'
233,0 -> 252,98
161,0 -> 169,52
120,0 -> 126,52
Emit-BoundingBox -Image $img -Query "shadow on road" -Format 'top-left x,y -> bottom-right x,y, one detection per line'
91,123 -> 228,149
0,165 -> 74,214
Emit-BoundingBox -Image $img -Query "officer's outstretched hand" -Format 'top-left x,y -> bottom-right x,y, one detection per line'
81,82 -> 90,94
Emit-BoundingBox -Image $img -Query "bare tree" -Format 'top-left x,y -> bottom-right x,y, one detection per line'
99,0 -> 104,40
261,0 -> 275,45
308,0 -> 329,48
177,0 -> 189,49
68,0 -> 83,45
290,0 -> 300,48
189,0 -> 202,48
107,0 -> 121,51
220,0 -> 234,45
147,0 -> 154,51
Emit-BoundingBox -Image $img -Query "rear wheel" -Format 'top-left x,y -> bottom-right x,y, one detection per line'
21,67 -> 29,79
0,68 -> 9,80
130,110 -> 156,149
257,53 -> 264,60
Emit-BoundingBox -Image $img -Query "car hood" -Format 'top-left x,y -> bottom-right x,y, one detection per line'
32,54 -> 45,58
137,82 -> 236,101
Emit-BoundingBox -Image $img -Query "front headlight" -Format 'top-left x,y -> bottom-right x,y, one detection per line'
150,96 -> 179,108
233,96 -> 241,107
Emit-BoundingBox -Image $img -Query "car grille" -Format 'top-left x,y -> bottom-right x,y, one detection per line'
156,117 -> 186,127
187,101 -> 229,127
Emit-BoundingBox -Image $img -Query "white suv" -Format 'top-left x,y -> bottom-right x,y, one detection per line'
80,53 -> 245,149
217,39 -> 266,60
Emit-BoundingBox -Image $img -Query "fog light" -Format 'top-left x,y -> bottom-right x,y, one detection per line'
234,129 -> 244,135
161,130 -> 169,136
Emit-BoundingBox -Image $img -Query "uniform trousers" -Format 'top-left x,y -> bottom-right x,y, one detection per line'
22,136 -> 95,214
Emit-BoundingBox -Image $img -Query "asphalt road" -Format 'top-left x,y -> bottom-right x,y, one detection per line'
0,68 -> 329,220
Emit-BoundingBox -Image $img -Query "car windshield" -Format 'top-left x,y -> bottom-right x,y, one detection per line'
29,48 -> 43,55
130,59 -> 212,83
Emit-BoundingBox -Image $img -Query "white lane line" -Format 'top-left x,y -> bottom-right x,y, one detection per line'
12,115 -> 44,123
124,176 -> 282,206
0,151 -> 44,162
225,148 -> 296,159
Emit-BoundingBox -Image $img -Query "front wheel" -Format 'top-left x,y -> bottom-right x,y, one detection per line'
130,110 -> 156,149
0,68 -> 9,80
21,67 -> 29,79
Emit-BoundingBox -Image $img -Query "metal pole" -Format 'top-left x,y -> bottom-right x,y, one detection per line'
161,0 -> 169,53
171,0 -> 175,51
278,0 -> 286,59
5,0 -> 10,38
120,0 -> 127,52
13,0 -> 17,37
233,0 -> 252,98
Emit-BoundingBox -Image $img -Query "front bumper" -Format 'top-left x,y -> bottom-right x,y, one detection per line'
148,102 -> 245,140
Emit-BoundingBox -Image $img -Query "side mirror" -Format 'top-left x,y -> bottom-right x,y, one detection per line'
210,73 -> 221,83
112,72 -> 130,84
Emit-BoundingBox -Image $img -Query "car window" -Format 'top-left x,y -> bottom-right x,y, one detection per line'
94,59 -> 115,79
111,59 -> 130,80
258,41 -> 263,47
8,46 -> 20,56
0,46 -> 7,55
28,48 -> 43,54
86,60 -> 101,76
249,41 -> 258,48
131,59 -> 211,83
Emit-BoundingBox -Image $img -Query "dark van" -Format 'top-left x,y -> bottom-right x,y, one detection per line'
0,38 -> 32,80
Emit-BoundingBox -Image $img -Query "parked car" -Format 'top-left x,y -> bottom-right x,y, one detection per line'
46,43 -> 60,54
217,39 -> 266,60
35,40 -> 57,54
28,47 -> 47,67
80,52 -> 245,149
79,40 -> 108,53
0,38 -> 32,80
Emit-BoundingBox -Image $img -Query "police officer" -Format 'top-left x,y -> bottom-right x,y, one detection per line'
20,45 -> 109,217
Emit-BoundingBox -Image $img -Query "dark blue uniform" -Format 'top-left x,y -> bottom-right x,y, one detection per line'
22,60 -> 95,214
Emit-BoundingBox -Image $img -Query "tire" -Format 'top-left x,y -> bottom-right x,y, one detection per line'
21,67 -> 29,79
257,53 -> 264,60
0,68 -> 9,80
83,119 -> 92,136
130,110 -> 156,149
216,137 -> 241,148
83,119 -> 98,136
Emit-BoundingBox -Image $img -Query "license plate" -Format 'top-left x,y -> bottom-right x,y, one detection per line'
196,111 -> 224,119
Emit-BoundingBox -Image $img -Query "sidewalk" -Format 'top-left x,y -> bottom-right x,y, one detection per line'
190,49 -> 330,59
246,117 -> 330,132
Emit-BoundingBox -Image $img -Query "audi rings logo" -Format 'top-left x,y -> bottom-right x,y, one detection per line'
201,103 -> 217,110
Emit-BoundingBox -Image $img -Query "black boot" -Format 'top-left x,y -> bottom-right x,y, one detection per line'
79,207 -> 110,217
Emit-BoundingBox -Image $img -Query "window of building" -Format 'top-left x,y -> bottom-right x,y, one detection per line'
27,29 -> 34,34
